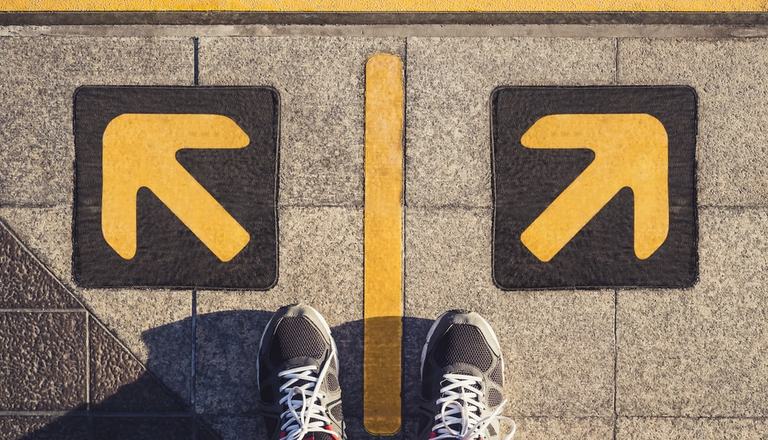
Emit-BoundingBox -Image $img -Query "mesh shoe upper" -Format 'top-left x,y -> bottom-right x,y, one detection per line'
258,304 -> 345,440
418,310 -> 512,440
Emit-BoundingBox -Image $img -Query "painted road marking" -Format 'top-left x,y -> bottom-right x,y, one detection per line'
520,114 -> 669,262
102,114 -> 250,262
74,87 -> 278,289
363,53 -> 404,436
492,87 -> 697,289
2,0 -> 767,11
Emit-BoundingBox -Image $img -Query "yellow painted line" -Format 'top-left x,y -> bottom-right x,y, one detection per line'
2,0 -> 767,12
363,53 -> 404,436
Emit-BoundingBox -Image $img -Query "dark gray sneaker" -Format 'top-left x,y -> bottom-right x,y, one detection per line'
418,310 -> 516,440
257,304 -> 346,440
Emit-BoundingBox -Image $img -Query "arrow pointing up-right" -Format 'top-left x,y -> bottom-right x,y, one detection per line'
520,113 -> 669,262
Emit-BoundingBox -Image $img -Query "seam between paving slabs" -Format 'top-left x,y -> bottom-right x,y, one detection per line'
613,289 -> 619,440
614,38 -> 620,84
0,221 -> 196,415
85,312 -> 90,412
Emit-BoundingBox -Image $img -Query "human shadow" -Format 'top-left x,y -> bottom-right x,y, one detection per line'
19,310 -> 432,440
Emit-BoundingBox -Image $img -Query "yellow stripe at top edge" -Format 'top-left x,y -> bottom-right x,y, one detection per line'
3,0 -> 768,12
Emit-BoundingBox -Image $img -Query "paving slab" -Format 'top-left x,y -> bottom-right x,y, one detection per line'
405,207 -> 615,417
0,207 -> 193,403
89,317 -> 186,413
0,36 -> 193,206
0,222 -> 80,309
617,208 -> 768,417
617,417 -> 768,439
0,220 -> 221,438
198,36 -> 405,207
195,206 -> 362,414
0,416 -> 88,440
207,416 -> 265,440
617,38 -> 768,207
90,416 -> 196,439
406,37 -> 616,208
0,311 -> 86,411
514,417 -> 614,439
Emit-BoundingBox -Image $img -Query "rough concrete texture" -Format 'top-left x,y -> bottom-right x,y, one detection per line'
195,206 -> 362,414
0,207 -> 193,402
198,36 -> 404,207
406,37 -> 616,208
514,417 -> 614,439
0,416 -> 88,440
616,417 -> 768,439
405,207 -> 615,417
207,417 -> 265,440
0,222 -> 80,309
618,38 -> 768,207
0,312 -> 86,411
0,36 -> 193,206
617,208 -> 768,417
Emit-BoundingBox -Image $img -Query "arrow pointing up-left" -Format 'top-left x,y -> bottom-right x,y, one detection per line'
101,113 -> 251,262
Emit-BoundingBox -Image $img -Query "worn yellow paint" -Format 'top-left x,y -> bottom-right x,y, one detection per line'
3,0 -> 767,11
363,53 -> 404,436
102,113 -> 250,262
520,113 -> 669,262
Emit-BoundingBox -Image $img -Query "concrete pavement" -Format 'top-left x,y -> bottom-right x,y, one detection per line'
1,25 -> 768,439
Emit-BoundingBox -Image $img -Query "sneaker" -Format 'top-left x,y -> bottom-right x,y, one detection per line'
418,310 -> 516,440
257,304 -> 346,440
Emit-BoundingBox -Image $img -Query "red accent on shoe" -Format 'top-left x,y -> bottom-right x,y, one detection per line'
429,432 -> 437,439
324,425 -> 340,440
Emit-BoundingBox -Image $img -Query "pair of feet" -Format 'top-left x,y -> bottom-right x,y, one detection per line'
257,305 -> 516,440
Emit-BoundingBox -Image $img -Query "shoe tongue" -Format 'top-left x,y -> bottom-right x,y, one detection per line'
443,363 -> 482,378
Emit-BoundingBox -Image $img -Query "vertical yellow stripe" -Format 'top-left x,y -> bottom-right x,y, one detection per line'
363,53 -> 404,436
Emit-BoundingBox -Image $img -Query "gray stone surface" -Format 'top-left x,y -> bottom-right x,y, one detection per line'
617,417 -> 768,439
0,206 -> 193,403
0,221 -> 80,309
618,38 -> 768,207
515,417 -> 614,439
0,36 -> 193,206
0,416 -> 88,440
90,416 -> 195,439
0,311 -> 86,411
207,417 -> 266,440
195,206 -> 362,414
90,318 -> 186,412
617,208 -> 768,417
406,37 -> 616,208
405,207 -> 615,417
198,36 -> 404,207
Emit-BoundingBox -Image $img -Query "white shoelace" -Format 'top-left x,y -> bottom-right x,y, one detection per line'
277,357 -> 337,440
431,373 -> 516,440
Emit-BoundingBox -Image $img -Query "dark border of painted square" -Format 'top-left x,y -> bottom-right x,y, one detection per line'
70,85 -> 281,291
489,85 -> 700,291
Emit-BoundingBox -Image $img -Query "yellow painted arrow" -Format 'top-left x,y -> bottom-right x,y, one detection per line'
101,113 -> 251,262
520,113 -> 669,262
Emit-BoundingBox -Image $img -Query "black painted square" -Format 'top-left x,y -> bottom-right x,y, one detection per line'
492,86 -> 698,289
74,87 -> 278,289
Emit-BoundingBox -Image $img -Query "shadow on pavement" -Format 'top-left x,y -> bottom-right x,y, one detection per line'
19,310 -> 433,440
